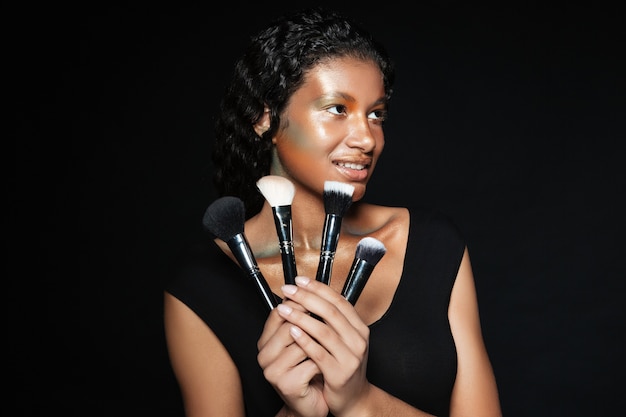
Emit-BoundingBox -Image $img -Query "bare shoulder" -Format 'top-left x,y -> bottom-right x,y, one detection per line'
345,202 -> 410,238
163,292 -> 246,416
448,250 -> 503,416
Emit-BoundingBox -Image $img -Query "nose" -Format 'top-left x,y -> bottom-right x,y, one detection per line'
345,116 -> 378,153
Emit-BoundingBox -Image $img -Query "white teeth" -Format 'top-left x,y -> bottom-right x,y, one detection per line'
337,162 -> 366,170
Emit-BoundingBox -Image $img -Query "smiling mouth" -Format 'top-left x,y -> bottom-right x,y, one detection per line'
335,161 -> 368,170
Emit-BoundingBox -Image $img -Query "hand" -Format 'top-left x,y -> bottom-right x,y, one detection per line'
277,276 -> 372,417
257,299 -> 329,417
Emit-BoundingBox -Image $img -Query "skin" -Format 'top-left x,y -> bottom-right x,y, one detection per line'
164,56 -> 502,417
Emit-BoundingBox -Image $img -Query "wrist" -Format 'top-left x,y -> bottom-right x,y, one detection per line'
336,383 -> 378,417
275,405 -> 305,417
275,405 -> 292,417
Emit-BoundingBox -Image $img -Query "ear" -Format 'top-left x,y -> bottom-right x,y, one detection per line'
253,107 -> 271,137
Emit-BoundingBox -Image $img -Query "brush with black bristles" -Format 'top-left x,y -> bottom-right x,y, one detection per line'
256,175 -> 298,285
341,237 -> 387,305
202,196 -> 279,311
315,180 -> 355,286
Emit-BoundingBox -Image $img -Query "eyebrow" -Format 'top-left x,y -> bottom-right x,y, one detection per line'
318,92 -> 388,107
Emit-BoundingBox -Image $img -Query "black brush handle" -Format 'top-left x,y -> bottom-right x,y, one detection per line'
315,214 -> 342,285
341,259 -> 375,305
273,206 -> 298,285
228,233 -> 279,311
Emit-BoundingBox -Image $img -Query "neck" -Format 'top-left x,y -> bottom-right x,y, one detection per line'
287,190 -> 328,251
248,181 -> 362,255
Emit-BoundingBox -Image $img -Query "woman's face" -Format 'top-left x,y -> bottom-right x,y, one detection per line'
269,56 -> 387,202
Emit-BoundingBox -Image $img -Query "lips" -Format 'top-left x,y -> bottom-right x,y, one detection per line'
334,160 -> 371,181
335,161 -> 369,170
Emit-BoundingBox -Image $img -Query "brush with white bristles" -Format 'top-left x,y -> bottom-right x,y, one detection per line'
256,175 -> 298,285
315,180 -> 355,286
341,237 -> 387,305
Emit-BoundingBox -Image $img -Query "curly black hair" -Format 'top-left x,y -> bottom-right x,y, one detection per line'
213,8 -> 395,219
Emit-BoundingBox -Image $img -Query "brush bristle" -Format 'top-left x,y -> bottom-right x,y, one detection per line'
355,237 -> 387,265
256,175 -> 295,207
202,196 -> 245,241
323,181 -> 354,216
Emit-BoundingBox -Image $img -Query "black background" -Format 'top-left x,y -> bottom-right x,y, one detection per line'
10,2 -> 625,416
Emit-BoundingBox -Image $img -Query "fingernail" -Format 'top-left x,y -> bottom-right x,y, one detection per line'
281,284 -> 297,295
295,276 -> 310,286
277,304 -> 292,315
290,326 -> 302,338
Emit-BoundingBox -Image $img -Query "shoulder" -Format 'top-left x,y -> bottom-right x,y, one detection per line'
406,205 -> 465,245
348,202 -> 463,241
346,202 -> 409,233
164,240 -> 265,320
349,203 -> 462,239
166,240 -> 230,290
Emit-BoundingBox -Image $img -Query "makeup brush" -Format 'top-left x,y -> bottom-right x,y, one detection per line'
315,180 -> 355,285
256,175 -> 298,285
341,237 -> 387,305
202,196 -> 279,311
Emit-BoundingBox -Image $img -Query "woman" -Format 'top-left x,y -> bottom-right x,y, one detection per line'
164,8 -> 502,417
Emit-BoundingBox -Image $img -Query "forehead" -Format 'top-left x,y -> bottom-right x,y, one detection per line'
299,56 -> 385,98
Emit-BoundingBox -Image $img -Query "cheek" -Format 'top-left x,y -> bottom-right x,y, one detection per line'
368,134 -> 385,169
275,120 -> 332,163
278,125 -> 309,158
376,135 -> 385,155
272,126 -> 318,173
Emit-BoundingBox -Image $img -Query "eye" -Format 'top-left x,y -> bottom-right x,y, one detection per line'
368,109 -> 387,122
327,105 -> 347,115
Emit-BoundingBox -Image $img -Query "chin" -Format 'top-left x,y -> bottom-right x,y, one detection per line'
351,185 -> 367,202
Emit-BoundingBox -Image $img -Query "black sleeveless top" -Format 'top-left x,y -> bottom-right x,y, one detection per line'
165,207 -> 464,416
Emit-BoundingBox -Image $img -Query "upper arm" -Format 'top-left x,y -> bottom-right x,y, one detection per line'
164,291 -> 246,417
448,248 -> 502,417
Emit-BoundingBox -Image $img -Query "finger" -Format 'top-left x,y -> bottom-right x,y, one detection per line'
282,277 -> 369,341
278,286 -> 369,377
257,307 -> 286,350
275,304 -> 341,367
268,357 -> 325,416
258,299 -> 306,350
288,324 -> 333,362
258,331 -> 311,375
289,321 -> 369,412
